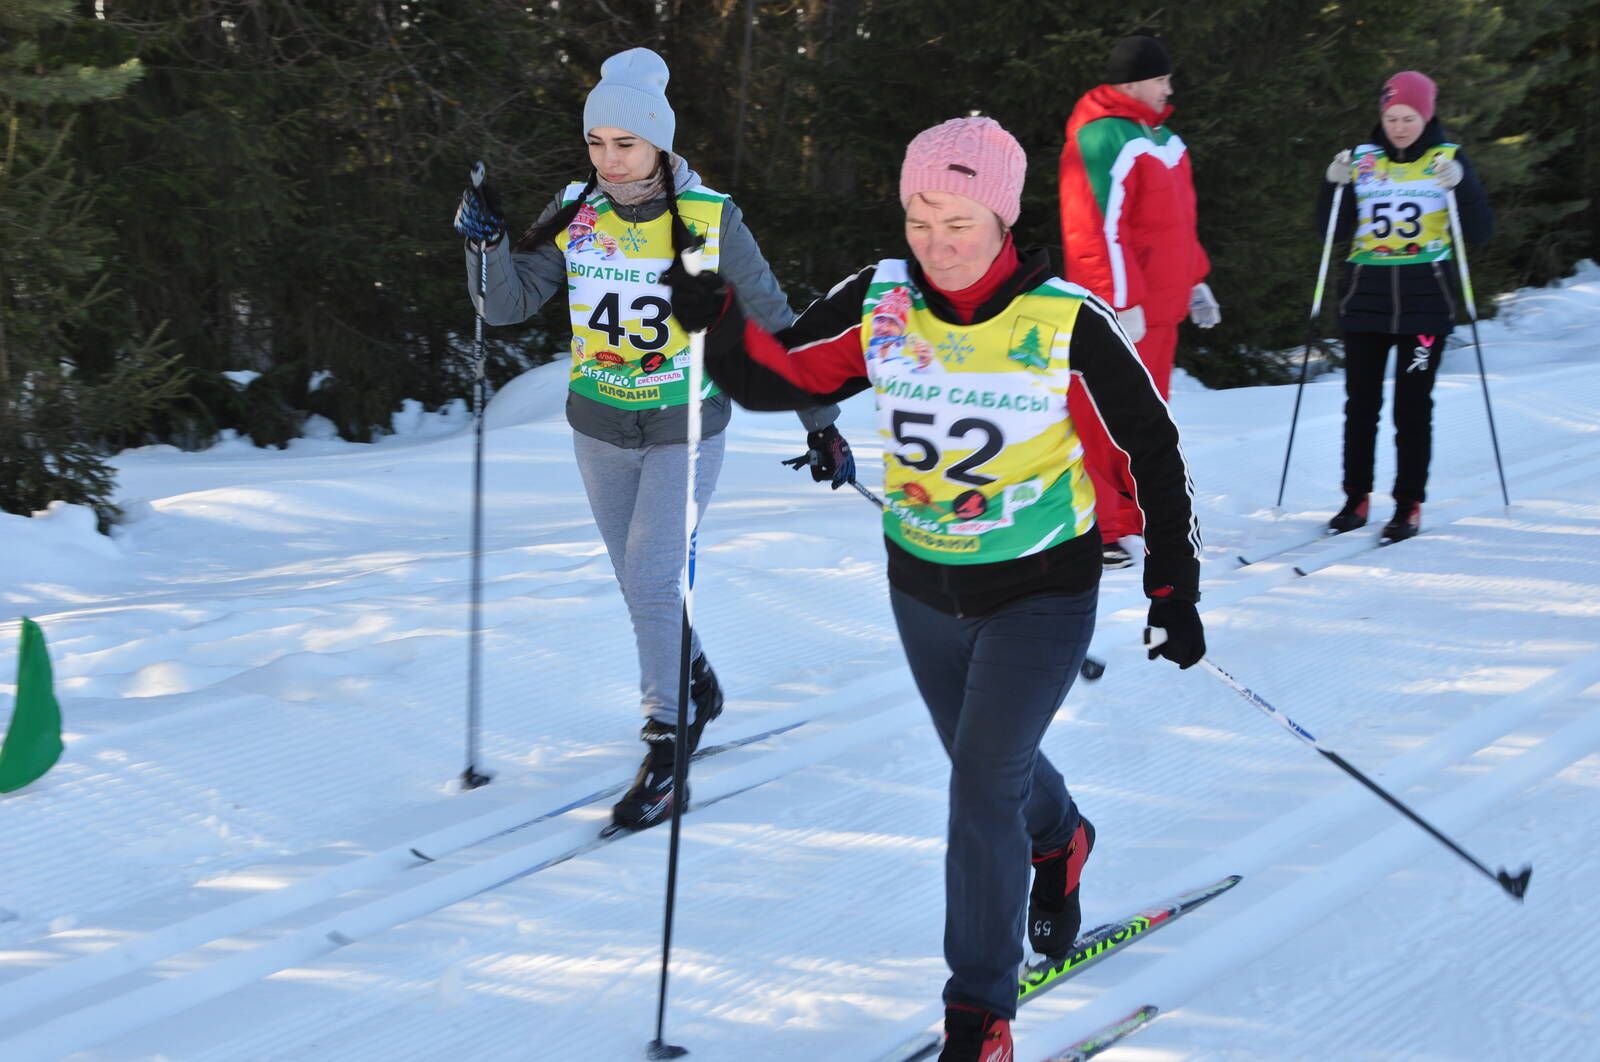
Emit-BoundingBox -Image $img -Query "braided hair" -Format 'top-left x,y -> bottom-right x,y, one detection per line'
513,170 -> 598,254
514,151 -> 698,256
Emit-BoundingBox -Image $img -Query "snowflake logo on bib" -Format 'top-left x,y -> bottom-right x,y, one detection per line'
937,331 -> 976,366
619,226 -> 647,254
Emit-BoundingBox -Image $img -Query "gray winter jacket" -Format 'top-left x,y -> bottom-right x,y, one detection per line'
466,156 -> 838,447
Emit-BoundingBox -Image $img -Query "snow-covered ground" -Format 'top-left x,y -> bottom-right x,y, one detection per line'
2,262 -> 1598,1061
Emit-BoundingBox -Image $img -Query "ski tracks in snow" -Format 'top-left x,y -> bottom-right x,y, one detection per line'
1,331 -> 1598,1057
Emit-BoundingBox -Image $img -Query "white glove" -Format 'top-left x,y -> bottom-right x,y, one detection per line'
1325,149 -> 1354,185
1188,282 -> 1221,328
1116,304 -> 1147,344
1432,157 -> 1463,190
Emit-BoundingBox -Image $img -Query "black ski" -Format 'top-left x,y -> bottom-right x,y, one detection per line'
409,719 -> 805,862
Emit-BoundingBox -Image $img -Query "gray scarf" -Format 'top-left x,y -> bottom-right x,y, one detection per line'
596,155 -> 678,206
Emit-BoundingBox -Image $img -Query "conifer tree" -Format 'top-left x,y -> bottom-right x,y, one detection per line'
0,0 -> 143,525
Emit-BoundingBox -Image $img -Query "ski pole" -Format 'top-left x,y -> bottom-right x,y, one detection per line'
648,241 -> 709,1061
1275,176 -> 1346,510
1144,628 -> 1531,902
847,477 -> 1106,683
1446,189 -> 1510,508
462,161 -> 494,792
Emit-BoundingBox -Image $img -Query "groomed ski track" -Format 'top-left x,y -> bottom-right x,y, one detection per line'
2,270 -> 1598,1059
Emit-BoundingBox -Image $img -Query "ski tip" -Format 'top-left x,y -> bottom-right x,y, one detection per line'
408,847 -> 435,863
1235,554 -> 1251,567
1292,565 -> 1309,577
1498,864 -> 1532,901
599,823 -> 626,840
1043,1004 -> 1160,1062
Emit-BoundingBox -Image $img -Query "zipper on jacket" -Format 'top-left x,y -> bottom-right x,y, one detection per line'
1430,261 -> 1458,320
1339,264 -> 1364,317
1390,266 -> 1401,333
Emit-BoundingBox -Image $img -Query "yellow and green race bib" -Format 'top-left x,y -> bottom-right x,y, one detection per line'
863,260 -> 1099,565
557,184 -> 727,409
1347,143 -> 1458,265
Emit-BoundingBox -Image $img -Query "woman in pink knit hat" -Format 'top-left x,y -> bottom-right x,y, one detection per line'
665,116 -> 1204,1061
1318,70 -> 1493,543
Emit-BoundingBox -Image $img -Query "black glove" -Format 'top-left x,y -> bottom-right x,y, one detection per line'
453,167 -> 505,244
661,259 -> 729,333
1146,596 -> 1205,669
782,424 -> 855,490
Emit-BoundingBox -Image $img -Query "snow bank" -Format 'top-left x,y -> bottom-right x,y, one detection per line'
0,503 -> 122,603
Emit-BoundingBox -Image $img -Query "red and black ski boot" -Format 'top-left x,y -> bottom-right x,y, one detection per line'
1328,492 -> 1370,534
1380,500 -> 1421,544
938,1004 -> 1013,1062
1028,816 -> 1095,959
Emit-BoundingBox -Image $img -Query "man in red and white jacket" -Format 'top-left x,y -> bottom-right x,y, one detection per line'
1059,35 -> 1217,568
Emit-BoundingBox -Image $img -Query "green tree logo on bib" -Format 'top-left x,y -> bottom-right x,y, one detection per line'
1007,319 -> 1054,370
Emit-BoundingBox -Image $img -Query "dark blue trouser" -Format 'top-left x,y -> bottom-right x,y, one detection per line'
890,585 -> 1096,1018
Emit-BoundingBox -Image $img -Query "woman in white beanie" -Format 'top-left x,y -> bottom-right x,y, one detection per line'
453,47 -> 851,832
666,116 -> 1204,1061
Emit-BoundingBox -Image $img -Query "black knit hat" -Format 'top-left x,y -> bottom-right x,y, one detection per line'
1106,35 -> 1171,83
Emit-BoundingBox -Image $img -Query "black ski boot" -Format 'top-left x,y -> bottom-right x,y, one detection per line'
1028,816 -> 1095,960
611,721 -> 682,832
609,656 -> 725,833
689,654 -> 724,745
1327,492 -> 1370,534
1380,500 -> 1421,544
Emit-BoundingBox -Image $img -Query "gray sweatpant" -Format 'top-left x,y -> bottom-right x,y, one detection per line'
573,429 -> 725,724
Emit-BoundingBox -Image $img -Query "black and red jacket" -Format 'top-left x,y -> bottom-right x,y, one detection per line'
701,247 -> 1202,617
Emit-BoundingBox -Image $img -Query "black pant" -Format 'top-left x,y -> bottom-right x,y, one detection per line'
1341,330 -> 1448,504
890,585 -> 1094,1018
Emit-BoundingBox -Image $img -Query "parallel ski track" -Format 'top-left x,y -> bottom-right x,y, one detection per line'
58,641 -> 1600,1061
0,545 -> 898,939
1,373 -> 1593,1058
1017,683 -> 1600,1061
0,682 -> 928,1060
0,664 -> 912,1027
12,444 -> 1600,1055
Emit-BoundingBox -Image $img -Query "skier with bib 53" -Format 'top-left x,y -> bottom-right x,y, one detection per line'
1319,70 -> 1492,542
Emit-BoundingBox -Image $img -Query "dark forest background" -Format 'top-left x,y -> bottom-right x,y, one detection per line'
4,0 -> 1596,523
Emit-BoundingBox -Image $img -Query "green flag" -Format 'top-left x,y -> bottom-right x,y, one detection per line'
0,618 -> 64,793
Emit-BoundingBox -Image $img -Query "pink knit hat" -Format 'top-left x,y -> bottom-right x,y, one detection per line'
899,117 -> 1027,228
1380,71 -> 1436,123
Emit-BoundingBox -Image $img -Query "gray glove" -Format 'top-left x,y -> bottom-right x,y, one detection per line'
1188,282 -> 1220,329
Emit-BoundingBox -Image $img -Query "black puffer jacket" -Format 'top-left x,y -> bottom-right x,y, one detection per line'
1315,119 -> 1493,335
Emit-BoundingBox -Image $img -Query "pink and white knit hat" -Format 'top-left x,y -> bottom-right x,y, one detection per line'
899,117 -> 1027,228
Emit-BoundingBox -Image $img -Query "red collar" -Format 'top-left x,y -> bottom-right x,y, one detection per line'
924,233 -> 1019,324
